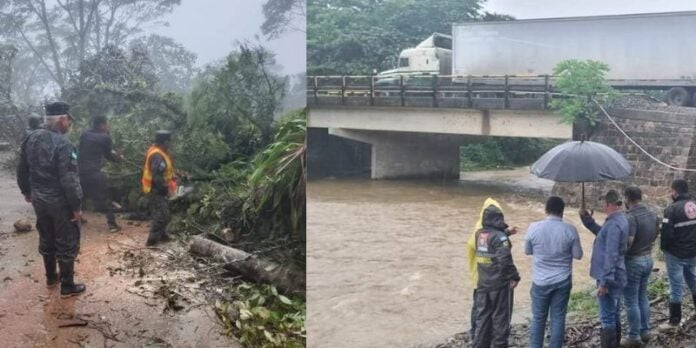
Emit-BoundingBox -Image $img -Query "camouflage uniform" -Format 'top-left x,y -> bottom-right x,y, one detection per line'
147,153 -> 171,245
17,128 -> 82,286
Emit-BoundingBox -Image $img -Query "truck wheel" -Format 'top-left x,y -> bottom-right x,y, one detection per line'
666,87 -> 691,106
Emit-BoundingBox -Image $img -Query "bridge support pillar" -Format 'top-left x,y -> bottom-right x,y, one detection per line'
329,129 -> 462,179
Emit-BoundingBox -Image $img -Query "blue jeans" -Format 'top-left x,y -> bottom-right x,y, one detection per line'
529,277 -> 571,348
664,252 -> 696,303
624,256 -> 653,339
597,282 -> 623,329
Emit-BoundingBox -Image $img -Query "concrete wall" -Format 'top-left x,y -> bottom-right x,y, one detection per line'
553,107 -> 696,212
308,106 -> 571,139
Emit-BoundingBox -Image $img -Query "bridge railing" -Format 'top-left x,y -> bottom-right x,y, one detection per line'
307,74 -> 555,110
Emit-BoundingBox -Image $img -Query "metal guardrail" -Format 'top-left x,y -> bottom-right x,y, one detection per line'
307,74 -> 555,109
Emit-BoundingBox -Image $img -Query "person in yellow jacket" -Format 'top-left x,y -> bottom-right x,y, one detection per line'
141,130 -> 176,246
467,198 -> 518,342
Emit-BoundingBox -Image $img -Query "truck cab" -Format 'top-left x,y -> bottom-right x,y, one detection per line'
375,33 -> 452,87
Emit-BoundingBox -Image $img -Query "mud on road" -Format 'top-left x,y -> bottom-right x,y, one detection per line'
0,156 -> 239,348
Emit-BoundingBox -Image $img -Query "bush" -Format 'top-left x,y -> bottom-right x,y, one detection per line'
215,282 -> 305,348
460,138 -> 561,171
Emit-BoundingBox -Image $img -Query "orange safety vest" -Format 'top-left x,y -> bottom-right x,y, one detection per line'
141,145 -> 176,195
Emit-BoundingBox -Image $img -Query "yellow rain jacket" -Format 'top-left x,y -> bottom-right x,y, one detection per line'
467,198 -> 503,286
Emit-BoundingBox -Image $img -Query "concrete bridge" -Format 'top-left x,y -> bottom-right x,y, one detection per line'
307,75 -> 696,213
307,74 -> 575,179
308,105 -> 572,179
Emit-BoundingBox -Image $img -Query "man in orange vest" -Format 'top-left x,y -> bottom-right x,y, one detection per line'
141,130 -> 176,246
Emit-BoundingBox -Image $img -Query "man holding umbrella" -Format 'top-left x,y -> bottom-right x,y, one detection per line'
580,189 -> 629,348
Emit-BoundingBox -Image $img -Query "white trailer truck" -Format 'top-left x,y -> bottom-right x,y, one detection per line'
377,11 -> 696,106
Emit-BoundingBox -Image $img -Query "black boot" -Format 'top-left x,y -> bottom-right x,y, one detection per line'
43,255 -> 58,288
659,302 -> 681,332
601,328 -> 618,348
59,261 -> 86,298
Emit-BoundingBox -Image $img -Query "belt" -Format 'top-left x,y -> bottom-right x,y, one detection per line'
625,253 -> 651,260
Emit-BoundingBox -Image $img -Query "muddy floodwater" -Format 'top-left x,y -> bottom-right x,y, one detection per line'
307,174 -> 605,348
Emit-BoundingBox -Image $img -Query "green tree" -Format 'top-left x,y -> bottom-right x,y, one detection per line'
550,59 -> 616,129
307,0 -> 512,75
128,34 -> 198,94
187,45 -> 286,159
0,0 -> 181,97
261,0 -> 306,39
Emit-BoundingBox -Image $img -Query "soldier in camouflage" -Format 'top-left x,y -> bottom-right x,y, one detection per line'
17,101 -> 86,298
141,130 -> 175,246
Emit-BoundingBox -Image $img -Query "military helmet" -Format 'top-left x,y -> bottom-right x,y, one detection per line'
28,112 -> 42,130
155,130 -> 172,144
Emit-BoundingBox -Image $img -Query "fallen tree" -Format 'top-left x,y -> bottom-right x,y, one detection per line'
189,235 -> 305,297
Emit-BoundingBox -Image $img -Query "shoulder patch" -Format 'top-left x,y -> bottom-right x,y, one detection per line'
663,218 -> 670,224
477,232 -> 489,253
499,236 -> 508,241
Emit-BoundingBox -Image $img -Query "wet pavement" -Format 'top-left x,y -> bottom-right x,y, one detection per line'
0,155 -> 239,348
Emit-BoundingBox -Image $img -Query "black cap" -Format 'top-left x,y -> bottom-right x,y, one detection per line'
155,130 -> 172,144
601,189 -> 622,206
45,101 -> 73,120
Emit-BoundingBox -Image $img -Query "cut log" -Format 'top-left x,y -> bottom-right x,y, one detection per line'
189,235 -> 305,297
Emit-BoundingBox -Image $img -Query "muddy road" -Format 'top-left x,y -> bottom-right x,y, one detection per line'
0,154 -> 239,348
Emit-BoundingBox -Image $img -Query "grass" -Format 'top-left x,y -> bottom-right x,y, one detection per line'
567,288 -> 598,320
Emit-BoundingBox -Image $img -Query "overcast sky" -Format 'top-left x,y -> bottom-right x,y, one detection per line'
150,0 -> 305,75
484,0 -> 696,18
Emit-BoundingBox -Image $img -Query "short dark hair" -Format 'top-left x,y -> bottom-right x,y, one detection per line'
92,115 -> 108,128
671,179 -> 689,195
545,196 -> 565,216
624,186 -> 642,202
603,189 -> 623,206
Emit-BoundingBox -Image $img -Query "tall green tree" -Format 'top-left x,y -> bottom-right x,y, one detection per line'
0,0 -> 181,98
261,0 -> 305,39
187,45 -> 286,159
129,34 -> 198,94
307,0 -> 512,75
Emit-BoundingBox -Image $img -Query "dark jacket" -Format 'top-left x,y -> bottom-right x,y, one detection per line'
625,204 -> 659,258
17,128 -> 82,212
78,128 -> 119,176
149,153 -> 169,196
475,206 -> 521,291
581,211 -> 628,287
661,194 -> 696,258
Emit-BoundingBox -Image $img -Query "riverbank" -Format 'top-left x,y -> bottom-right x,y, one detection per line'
426,296 -> 696,348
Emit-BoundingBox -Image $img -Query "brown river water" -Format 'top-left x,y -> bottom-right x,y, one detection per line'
307,175 -> 605,348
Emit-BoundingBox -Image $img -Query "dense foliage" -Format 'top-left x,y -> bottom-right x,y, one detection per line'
550,59 -> 616,127
307,0 -> 511,75
215,283 -> 305,347
460,138 -> 562,171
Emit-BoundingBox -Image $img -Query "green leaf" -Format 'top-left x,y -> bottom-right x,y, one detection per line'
277,295 -> 293,305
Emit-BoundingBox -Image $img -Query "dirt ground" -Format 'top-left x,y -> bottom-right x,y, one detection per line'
0,155 -> 239,348
428,297 -> 696,348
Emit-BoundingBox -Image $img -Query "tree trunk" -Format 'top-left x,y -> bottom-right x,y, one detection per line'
189,235 -> 305,297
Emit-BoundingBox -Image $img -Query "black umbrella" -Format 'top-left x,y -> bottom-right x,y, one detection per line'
530,140 -> 632,209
